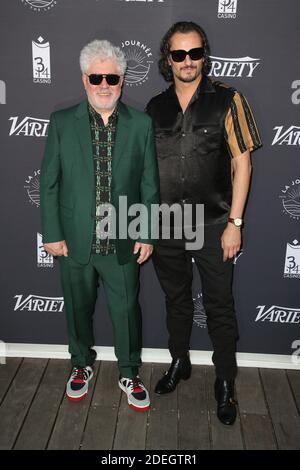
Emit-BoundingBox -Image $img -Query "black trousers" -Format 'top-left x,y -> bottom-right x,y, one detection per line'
152,223 -> 238,380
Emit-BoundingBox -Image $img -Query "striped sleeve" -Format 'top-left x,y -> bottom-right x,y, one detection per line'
224,91 -> 262,158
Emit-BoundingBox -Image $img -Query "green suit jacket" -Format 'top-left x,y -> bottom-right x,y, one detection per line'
40,100 -> 160,265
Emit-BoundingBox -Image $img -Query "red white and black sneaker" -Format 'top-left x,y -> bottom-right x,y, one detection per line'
119,376 -> 150,411
66,366 -> 93,402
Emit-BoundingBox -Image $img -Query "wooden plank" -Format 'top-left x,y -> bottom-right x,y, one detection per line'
241,414 -> 277,450
209,413 -> 244,450
14,359 -> 71,450
47,361 -> 100,450
81,361 -> 121,450
0,358 -> 48,450
235,368 -> 267,415
287,370 -> 300,413
146,363 -> 178,450
113,363 -> 152,450
260,369 -> 300,450
178,365 -> 210,450
0,358 -> 22,404
206,365 -> 244,450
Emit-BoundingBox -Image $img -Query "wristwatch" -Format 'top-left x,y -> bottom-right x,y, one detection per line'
228,217 -> 243,227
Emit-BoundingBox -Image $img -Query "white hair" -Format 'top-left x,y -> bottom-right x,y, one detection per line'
79,39 -> 127,75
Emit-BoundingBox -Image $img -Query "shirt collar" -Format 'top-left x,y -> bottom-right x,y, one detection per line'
88,102 -> 119,126
167,75 -> 215,101
196,75 -> 215,94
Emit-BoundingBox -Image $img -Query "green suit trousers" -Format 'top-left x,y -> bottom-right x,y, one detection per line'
59,253 -> 142,378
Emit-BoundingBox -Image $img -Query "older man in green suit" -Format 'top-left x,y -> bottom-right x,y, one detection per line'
40,39 -> 159,411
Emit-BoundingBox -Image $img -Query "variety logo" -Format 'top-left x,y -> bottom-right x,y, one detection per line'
9,116 -> 49,137
272,125 -> 300,146
279,179 -> 300,220
21,0 -> 57,12
284,239 -> 300,278
121,40 -> 153,86
32,36 -> 51,84
14,294 -> 64,312
208,56 -> 260,78
291,80 -> 300,104
0,80 -> 6,104
255,305 -> 300,323
37,233 -> 53,268
193,293 -> 207,328
217,0 -> 238,19
24,169 -> 40,207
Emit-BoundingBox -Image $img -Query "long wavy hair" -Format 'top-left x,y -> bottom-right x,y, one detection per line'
159,22 -> 212,82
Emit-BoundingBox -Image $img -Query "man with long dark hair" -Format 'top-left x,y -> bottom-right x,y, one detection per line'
147,22 -> 261,425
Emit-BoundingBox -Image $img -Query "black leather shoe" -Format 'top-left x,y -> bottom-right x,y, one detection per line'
155,355 -> 192,394
214,378 -> 237,425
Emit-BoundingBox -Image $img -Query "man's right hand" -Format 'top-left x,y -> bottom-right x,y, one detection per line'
43,240 -> 68,257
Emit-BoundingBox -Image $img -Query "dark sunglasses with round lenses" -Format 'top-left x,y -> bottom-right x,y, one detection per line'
169,47 -> 204,62
86,73 -> 121,86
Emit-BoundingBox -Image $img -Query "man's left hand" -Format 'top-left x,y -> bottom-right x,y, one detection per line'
221,224 -> 241,262
133,242 -> 153,264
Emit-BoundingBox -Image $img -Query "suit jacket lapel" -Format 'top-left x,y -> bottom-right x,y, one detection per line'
74,100 -> 94,184
112,101 -> 130,175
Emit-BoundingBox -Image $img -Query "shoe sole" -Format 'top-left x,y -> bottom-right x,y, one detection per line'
119,382 -> 150,412
66,392 -> 87,402
129,403 -> 150,412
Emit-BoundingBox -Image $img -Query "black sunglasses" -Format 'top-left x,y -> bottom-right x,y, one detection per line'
169,47 -> 204,62
86,73 -> 121,86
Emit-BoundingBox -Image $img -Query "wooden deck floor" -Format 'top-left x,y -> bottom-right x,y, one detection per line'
0,358 -> 299,450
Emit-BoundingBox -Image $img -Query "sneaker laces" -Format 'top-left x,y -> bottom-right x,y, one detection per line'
131,377 -> 144,394
72,367 -> 89,383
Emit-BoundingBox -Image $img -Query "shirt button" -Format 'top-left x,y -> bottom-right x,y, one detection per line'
181,155 -> 185,159
182,133 -> 186,137
203,129 -> 208,133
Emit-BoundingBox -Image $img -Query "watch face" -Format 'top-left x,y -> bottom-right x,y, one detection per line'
234,218 -> 242,226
